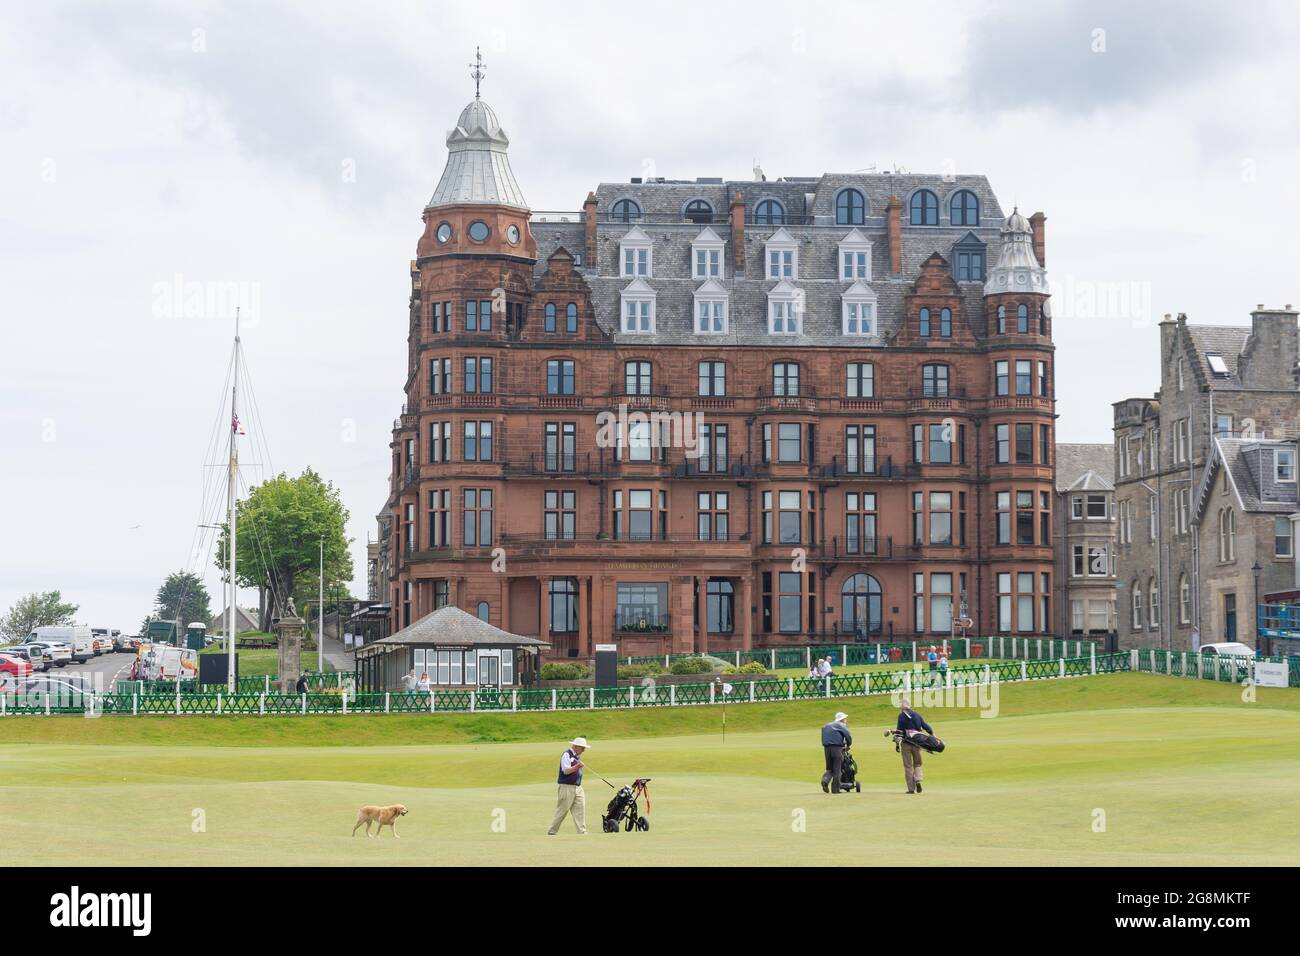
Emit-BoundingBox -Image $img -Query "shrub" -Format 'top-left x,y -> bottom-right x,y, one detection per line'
723,661 -> 769,675
617,663 -> 665,680
540,662 -> 592,681
669,657 -> 714,675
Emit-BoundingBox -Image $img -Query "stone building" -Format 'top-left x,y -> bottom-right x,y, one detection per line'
1053,443 -> 1117,640
1113,309 -> 1300,649
386,78 -> 1057,659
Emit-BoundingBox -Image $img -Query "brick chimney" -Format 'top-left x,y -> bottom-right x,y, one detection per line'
1029,212 -> 1046,267
729,190 -> 745,274
583,191 -> 598,268
886,195 -> 902,273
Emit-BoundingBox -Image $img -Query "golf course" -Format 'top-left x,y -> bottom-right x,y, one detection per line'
2,672 -> 1297,866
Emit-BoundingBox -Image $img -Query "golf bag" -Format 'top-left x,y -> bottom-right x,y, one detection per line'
839,747 -> 862,793
601,777 -> 651,832
887,728 -> 946,753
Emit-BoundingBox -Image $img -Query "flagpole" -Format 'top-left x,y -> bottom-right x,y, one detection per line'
226,309 -> 240,694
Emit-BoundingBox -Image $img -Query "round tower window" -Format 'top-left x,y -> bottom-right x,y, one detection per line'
436,222 -> 452,243
469,221 -> 490,242
506,224 -> 521,244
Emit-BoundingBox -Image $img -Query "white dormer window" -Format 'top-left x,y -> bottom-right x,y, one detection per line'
764,227 -> 799,281
619,277 -> 656,334
767,280 -> 803,336
1277,447 -> 1296,483
840,281 -> 877,336
619,225 -> 653,278
838,229 -> 873,281
693,278 -> 729,335
691,227 -> 726,280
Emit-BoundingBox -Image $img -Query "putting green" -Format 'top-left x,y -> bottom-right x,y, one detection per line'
1,673 -> 1297,866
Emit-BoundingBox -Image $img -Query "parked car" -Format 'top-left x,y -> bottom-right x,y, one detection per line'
0,653 -> 34,686
1200,642 -> 1255,657
26,626 -> 93,663
18,642 -> 72,670
92,636 -> 113,655
0,645 -> 48,672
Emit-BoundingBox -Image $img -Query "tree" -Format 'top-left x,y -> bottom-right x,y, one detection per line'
153,571 -> 212,629
215,468 -> 353,631
1,590 -> 79,644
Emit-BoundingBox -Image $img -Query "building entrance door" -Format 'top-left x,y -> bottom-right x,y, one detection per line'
478,653 -> 500,687
1224,594 -> 1237,641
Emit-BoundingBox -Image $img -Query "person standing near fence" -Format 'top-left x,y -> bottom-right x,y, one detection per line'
295,671 -> 310,695
895,698 -> 934,794
820,711 -> 851,793
547,737 -> 589,834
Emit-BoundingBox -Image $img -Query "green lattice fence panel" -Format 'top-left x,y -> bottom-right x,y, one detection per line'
831,673 -> 867,696
673,682 -> 710,705
752,678 -> 789,702
1063,657 -> 1090,677
552,688 -> 587,710
1024,660 -> 1056,680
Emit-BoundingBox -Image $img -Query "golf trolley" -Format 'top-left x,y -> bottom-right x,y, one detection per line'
601,777 -> 651,832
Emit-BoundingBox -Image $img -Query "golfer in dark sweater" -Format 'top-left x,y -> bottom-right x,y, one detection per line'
896,699 -> 933,794
820,712 -> 852,793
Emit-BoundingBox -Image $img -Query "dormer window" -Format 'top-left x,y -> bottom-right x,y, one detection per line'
838,228 -> 872,281
836,189 -> 865,225
949,190 -> 980,226
611,199 -> 641,222
691,227 -> 726,280
1206,353 -> 1229,377
754,199 -> 785,225
619,277 -> 656,334
684,199 -> 713,224
619,225 -> 653,278
767,281 -> 802,335
952,233 -> 986,282
841,280 -> 877,336
693,278 -> 729,335
1277,447 -> 1296,482
909,189 -> 939,225
765,227 -> 799,280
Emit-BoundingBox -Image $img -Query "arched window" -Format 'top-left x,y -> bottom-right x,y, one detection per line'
1149,578 -> 1160,627
836,189 -> 865,225
919,307 -> 931,337
611,199 -> 640,222
910,189 -> 938,225
1132,582 -> 1143,630
544,302 -> 557,333
566,302 -> 578,333
841,574 -> 882,636
1219,508 -> 1236,561
684,199 -> 713,224
754,199 -> 785,225
1017,303 -> 1029,333
476,601 -> 490,622
996,305 -> 1006,334
1179,574 -> 1190,624
949,190 -> 979,226
940,307 -> 952,337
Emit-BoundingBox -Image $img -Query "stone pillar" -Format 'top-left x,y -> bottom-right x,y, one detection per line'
540,575 -> 552,651
741,576 -> 754,650
578,576 -> 590,658
500,576 -> 511,632
276,614 -> 304,693
695,575 -> 709,656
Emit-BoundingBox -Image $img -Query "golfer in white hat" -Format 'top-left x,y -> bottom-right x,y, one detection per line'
547,736 -> 590,834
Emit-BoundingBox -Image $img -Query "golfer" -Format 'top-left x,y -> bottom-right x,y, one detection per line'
820,712 -> 852,793
896,699 -> 934,794
547,736 -> 589,834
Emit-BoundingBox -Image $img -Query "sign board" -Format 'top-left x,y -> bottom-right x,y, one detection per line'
594,644 -> 618,688
1256,661 -> 1289,688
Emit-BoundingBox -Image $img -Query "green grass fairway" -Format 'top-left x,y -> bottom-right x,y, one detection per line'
2,674 -> 1297,866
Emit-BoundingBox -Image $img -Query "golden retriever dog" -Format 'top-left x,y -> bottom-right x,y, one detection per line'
352,804 -> 408,839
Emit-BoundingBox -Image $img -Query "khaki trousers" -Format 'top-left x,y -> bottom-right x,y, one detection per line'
548,783 -> 587,834
901,741 -> 924,792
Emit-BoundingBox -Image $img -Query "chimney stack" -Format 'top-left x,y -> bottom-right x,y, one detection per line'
1029,212 -> 1047,267
730,191 -> 746,274
583,192 -> 598,268
886,195 -> 903,273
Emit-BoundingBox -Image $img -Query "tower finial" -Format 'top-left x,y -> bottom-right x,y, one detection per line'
470,46 -> 486,100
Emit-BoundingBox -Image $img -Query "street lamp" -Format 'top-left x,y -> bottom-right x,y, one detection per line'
1252,560 -> 1262,651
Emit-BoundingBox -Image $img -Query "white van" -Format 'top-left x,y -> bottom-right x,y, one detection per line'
26,626 -> 94,663
139,644 -> 198,682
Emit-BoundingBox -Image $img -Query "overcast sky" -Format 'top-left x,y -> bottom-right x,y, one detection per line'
3,0 -> 1300,630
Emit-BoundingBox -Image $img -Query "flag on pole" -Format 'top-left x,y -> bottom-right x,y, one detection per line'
721,682 -> 733,696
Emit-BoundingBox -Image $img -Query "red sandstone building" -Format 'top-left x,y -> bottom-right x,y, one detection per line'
387,85 -> 1056,662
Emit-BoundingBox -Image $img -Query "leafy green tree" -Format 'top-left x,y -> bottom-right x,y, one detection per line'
153,570 -> 212,629
0,590 -> 80,643
215,469 -> 353,631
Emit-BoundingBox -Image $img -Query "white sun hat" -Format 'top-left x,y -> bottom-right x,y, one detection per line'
570,737 -> 590,748
835,712 -> 848,722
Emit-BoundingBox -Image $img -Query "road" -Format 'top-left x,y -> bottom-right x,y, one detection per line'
28,650 -> 136,692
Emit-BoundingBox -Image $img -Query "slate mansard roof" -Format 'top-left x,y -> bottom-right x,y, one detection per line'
527,174 -> 1024,347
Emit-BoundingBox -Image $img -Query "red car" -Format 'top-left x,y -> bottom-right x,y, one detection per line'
0,653 -> 34,685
